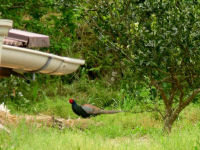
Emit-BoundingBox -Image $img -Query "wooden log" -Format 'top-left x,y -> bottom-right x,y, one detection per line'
0,110 -> 95,130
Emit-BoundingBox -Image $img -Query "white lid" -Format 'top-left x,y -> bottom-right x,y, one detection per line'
0,19 -> 13,27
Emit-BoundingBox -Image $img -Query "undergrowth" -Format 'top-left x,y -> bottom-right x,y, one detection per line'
0,76 -> 200,150
0,75 -> 163,115
0,106 -> 200,150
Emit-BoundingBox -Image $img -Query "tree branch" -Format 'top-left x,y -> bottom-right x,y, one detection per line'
151,79 -> 169,107
86,19 -> 135,63
146,106 -> 165,119
182,88 -> 200,107
168,86 -> 176,106
172,88 -> 200,121
173,76 -> 184,104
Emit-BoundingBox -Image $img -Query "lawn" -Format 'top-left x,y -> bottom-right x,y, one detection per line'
0,98 -> 200,150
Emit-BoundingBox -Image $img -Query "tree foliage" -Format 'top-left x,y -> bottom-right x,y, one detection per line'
0,0 -> 80,56
83,0 -> 200,132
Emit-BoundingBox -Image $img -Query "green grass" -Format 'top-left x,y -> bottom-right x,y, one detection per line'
1,104 -> 200,150
1,78 -> 200,150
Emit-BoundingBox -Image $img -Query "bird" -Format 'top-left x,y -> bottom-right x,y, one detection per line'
69,99 -> 121,118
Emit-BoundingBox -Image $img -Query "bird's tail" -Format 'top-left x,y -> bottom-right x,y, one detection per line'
99,110 -> 122,114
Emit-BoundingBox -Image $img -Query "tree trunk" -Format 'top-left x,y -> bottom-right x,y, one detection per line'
163,116 -> 174,133
163,107 -> 174,133
163,103 -> 190,133
163,104 -> 184,133
151,79 -> 200,133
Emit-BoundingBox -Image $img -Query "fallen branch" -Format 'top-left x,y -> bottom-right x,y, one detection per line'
0,123 -> 10,133
0,110 -> 95,131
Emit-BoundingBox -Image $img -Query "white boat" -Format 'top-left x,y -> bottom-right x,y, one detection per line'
0,19 -> 85,75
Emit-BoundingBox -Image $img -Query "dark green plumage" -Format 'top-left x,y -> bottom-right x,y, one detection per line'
69,99 -> 121,118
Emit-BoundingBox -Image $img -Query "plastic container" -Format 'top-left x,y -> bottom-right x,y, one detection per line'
0,19 -> 85,75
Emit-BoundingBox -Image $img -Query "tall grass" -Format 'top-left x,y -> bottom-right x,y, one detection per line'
0,108 -> 200,150
1,77 -> 200,150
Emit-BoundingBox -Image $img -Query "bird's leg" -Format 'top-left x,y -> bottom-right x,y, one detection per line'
77,117 -> 81,121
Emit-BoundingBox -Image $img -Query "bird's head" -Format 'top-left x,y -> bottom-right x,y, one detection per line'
69,99 -> 75,104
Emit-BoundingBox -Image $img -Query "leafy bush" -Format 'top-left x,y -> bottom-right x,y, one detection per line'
0,76 -> 45,113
